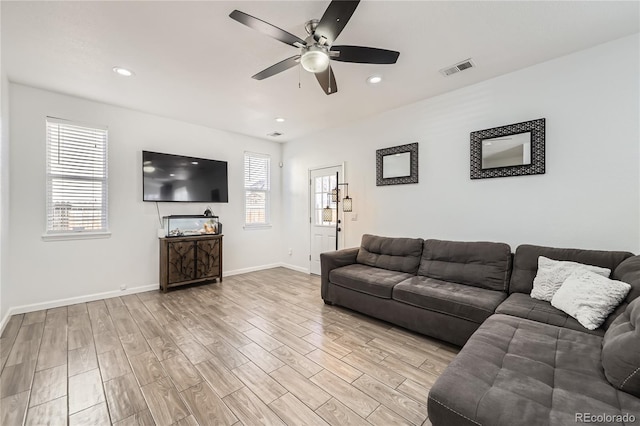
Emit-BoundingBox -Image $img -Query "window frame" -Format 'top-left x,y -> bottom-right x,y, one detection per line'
243,151 -> 271,229
42,117 -> 110,241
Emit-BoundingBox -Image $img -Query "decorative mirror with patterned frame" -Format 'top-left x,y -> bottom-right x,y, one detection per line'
470,118 -> 545,179
376,143 -> 419,186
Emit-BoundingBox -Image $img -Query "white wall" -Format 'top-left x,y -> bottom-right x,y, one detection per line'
282,34 -> 640,272
7,84 -> 283,312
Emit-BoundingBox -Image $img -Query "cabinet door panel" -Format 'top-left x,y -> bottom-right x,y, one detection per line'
167,241 -> 196,284
196,239 -> 220,279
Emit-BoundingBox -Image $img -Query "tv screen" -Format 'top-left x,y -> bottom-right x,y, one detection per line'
142,151 -> 228,202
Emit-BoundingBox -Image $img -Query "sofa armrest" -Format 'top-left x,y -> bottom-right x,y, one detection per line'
613,255 -> 640,302
320,247 -> 359,301
604,255 -> 640,329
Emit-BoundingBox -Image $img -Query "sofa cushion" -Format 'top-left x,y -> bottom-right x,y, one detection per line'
428,314 -> 640,426
329,264 -> 414,299
551,270 -> 631,331
418,239 -> 512,292
495,293 -> 604,336
602,297 -> 640,398
509,244 -> 633,295
393,276 -> 507,324
356,234 -> 424,274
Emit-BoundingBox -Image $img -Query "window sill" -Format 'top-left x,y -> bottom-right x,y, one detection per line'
243,224 -> 272,230
42,231 -> 112,242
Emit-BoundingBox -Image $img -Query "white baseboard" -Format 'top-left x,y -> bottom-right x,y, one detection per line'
0,312 -> 13,336
0,283 -> 158,334
225,263 -> 310,276
280,263 -> 310,274
0,262 -> 312,334
224,263 -> 285,277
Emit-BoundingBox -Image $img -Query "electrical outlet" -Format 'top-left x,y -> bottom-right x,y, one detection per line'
119,284 -> 127,291
288,248 -> 293,255
351,214 -> 358,221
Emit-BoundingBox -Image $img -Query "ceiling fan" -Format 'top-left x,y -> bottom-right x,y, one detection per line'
229,0 -> 400,95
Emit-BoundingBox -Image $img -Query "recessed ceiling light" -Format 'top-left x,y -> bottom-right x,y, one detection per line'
367,75 -> 382,84
143,166 -> 155,173
112,66 -> 134,77
275,117 -> 285,123
169,173 -> 175,177
191,161 -> 199,165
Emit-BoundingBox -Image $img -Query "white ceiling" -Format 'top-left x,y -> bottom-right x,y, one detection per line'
2,1 -> 638,142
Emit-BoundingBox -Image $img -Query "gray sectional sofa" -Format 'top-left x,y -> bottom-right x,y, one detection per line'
320,234 -> 640,425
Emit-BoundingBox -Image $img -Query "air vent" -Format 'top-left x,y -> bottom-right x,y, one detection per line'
267,131 -> 283,137
440,59 -> 475,77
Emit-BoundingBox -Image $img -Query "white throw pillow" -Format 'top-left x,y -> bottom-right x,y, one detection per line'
550,269 -> 631,330
530,256 -> 611,302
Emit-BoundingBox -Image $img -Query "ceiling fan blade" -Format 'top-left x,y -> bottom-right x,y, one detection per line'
315,66 -> 338,95
230,10 -> 307,48
314,1 -> 360,45
330,45 -> 400,64
252,56 -> 301,80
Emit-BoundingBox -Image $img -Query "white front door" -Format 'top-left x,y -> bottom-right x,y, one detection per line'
309,166 -> 342,275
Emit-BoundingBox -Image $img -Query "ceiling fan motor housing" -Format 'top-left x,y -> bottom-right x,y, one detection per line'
305,19 -> 319,36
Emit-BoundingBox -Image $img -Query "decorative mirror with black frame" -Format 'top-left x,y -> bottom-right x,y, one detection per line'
376,143 -> 419,186
470,118 -> 545,179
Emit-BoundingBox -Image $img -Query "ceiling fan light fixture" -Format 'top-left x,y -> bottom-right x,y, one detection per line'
300,45 -> 330,73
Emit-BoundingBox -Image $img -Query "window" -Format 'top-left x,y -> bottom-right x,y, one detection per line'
314,174 -> 337,226
244,152 -> 270,226
45,118 -> 108,237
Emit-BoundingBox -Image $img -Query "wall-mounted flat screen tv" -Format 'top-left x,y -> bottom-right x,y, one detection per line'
142,151 -> 228,202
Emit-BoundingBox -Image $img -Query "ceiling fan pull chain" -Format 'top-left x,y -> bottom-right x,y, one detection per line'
298,62 -> 301,89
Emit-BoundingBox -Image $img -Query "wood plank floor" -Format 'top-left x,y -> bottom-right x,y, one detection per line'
0,268 -> 458,425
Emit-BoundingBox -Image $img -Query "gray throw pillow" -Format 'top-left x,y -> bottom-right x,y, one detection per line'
601,297 -> 640,398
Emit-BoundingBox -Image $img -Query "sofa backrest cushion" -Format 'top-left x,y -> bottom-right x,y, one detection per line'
417,239 -> 512,292
509,244 -> 633,295
602,297 -> 640,398
356,234 -> 424,274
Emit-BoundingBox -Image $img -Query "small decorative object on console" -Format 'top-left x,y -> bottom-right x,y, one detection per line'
163,215 -> 220,237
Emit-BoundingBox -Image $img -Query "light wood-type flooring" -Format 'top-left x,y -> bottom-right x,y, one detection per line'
0,267 -> 458,425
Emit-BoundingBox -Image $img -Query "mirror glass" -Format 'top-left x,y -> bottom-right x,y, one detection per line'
382,152 -> 411,178
481,132 -> 532,169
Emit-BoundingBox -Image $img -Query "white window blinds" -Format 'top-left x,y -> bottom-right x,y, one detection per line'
244,152 -> 270,226
46,118 -> 108,234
